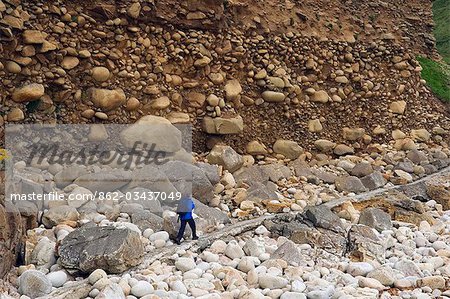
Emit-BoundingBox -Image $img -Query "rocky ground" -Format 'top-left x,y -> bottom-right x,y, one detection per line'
0,117 -> 450,298
1,0 -> 450,298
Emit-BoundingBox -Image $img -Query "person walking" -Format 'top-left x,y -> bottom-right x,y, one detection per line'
175,196 -> 198,244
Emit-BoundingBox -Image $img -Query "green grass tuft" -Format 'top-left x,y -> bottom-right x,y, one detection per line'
433,0 -> 450,64
417,56 -> 450,102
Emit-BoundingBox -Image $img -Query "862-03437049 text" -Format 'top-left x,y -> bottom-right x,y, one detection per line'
8,191 -> 182,202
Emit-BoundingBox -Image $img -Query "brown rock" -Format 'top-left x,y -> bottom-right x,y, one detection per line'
0,202 -> 23,278
147,96 -> 170,110
314,139 -> 336,153
411,129 -> 430,142
389,100 -> 407,114
166,112 -> 190,124
7,108 -> 25,121
343,127 -> 365,141
273,139 -> 303,159
92,67 -> 110,82
224,80 -> 242,101
12,83 -> 45,103
87,88 -> 126,111
23,30 -> 46,44
61,56 -> 79,70
126,97 -> 140,111
426,174 -> 450,210
186,92 -> 206,108
311,90 -> 329,103
202,116 -> 244,134
246,140 -> 268,155
308,119 -> 323,132
127,2 -> 141,18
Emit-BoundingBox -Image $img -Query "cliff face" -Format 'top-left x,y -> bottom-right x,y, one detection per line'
0,196 -> 23,279
1,0 -> 448,154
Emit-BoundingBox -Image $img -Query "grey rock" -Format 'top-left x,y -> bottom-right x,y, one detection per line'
361,171 -> 387,190
347,224 -> 385,262
261,163 -> 291,182
207,145 -> 243,172
30,237 -> 56,270
42,205 -> 79,228
359,208 -> 392,232
159,161 -> 214,204
271,240 -> 302,265
243,238 -> 265,257
18,270 -> 52,298
126,188 -> 163,213
192,198 -> 230,224
351,162 -> 373,177
96,283 -> 126,299
54,166 -> 88,188
246,181 -> 278,203
126,165 -> 178,197
367,267 -> 395,286
335,176 -> 367,193
394,259 -> 423,277
289,160 -> 313,178
395,161 -> 415,173
120,203 -> 145,216
234,165 -> 270,186
131,210 -> 164,231
311,169 -> 338,184
74,170 -> 131,193
196,162 -> 220,185
407,150 -> 428,164
259,274 -> 288,289
305,205 -> 345,233
58,226 -> 144,274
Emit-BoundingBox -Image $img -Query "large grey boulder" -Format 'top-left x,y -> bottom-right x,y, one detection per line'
289,160 -> 313,178
58,226 -> 144,274
311,169 -> 338,184
30,237 -> 56,270
260,163 -> 291,182
350,162 -> 373,177
18,270 -> 52,298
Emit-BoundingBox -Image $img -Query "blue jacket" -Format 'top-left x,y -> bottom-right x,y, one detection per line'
177,198 -> 195,220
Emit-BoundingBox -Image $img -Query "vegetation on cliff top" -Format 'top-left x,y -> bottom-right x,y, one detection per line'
418,0 -> 449,102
